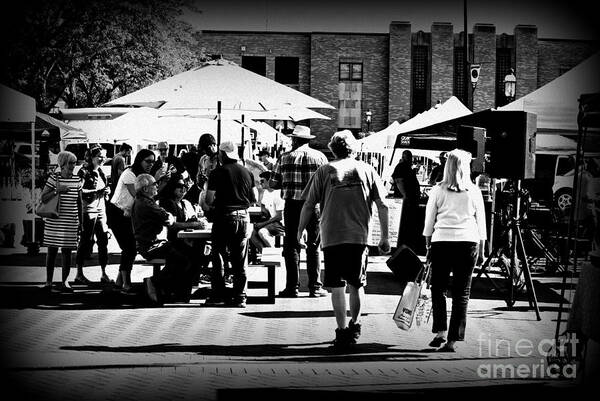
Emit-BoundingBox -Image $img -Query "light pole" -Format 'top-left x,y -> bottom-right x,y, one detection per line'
504,68 -> 516,103
365,109 -> 372,132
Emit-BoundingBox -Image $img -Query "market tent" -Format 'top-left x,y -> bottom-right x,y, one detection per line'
0,84 -> 38,248
358,96 -> 471,151
161,105 -> 331,123
105,59 -> 334,112
535,134 -> 577,154
36,112 -> 86,144
499,51 -> 600,133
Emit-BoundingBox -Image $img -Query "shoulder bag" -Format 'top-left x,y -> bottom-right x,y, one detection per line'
36,175 -> 60,219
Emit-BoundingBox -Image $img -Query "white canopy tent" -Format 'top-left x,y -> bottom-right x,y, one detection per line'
0,84 -> 37,248
358,96 -> 471,152
499,51 -> 600,134
535,133 -> 577,155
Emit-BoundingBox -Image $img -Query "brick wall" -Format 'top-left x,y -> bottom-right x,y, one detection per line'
198,31 -> 312,95
472,24 -> 496,112
514,25 -> 538,100
388,22 -> 412,124
431,23 -> 454,104
310,33 -> 389,148
537,39 -> 599,87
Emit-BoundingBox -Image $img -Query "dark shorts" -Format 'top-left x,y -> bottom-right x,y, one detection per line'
323,244 -> 369,288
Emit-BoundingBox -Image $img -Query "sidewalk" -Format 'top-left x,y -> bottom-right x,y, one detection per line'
0,246 -> 579,400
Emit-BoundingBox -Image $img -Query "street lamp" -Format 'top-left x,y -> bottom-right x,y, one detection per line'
365,109 -> 372,132
504,68 -> 516,103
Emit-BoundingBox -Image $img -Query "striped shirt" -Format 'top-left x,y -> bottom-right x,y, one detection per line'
272,144 -> 328,200
42,174 -> 82,249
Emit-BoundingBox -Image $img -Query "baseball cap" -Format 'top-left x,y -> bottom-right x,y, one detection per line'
158,141 -> 168,150
219,141 -> 239,160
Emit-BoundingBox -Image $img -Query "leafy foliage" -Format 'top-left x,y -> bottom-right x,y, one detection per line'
0,0 -> 203,112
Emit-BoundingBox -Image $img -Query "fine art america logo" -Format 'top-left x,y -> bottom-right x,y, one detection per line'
476,333 -> 578,379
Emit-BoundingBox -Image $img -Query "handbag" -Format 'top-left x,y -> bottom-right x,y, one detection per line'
393,261 -> 431,330
36,176 -> 60,219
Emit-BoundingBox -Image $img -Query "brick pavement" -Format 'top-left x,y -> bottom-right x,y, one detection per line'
0,247 -> 579,400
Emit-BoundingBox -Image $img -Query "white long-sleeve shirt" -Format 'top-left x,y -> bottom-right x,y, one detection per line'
423,184 -> 487,243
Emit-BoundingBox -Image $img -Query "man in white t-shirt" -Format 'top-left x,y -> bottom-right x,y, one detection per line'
249,171 -> 284,262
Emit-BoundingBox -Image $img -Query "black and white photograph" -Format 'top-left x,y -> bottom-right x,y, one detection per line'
0,0 -> 599,399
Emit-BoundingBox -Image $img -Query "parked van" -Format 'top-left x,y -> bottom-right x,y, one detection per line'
551,154 -> 600,211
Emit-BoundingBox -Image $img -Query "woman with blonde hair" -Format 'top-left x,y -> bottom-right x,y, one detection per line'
40,151 -> 83,292
423,148 -> 487,352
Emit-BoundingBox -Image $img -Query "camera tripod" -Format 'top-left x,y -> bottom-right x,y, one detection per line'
476,179 -> 541,321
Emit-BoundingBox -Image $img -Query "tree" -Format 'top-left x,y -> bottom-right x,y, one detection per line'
0,0 -> 203,112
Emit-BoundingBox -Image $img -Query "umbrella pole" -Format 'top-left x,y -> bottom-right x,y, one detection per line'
217,101 -> 221,167
241,114 -> 245,166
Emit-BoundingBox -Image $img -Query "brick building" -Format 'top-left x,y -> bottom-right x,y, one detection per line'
197,22 -> 599,149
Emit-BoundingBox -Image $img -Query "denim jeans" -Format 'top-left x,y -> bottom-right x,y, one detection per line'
282,199 -> 322,291
430,241 -> 478,341
210,210 -> 250,300
76,213 -> 109,267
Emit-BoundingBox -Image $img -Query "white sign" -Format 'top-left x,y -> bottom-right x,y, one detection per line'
368,198 -> 403,246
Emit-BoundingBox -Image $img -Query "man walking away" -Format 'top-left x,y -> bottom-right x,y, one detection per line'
298,130 -> 390,350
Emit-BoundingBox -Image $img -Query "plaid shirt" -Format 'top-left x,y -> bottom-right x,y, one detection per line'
273,144 -> 328,200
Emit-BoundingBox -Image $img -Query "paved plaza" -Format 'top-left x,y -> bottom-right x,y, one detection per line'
0,240 -> 581,400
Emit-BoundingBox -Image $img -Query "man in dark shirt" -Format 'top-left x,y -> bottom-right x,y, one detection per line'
110,142 -> 131,192
428,151 -> 447,185
392,150 -> 421,250
205,141 -> 258,308
131,173 -> 193,304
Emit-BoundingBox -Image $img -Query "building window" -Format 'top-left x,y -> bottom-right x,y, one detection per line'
495,48 -> 512,107
275,57 -> 299,85
242,56 -> 266,76
412,45 -> 429,116
339,62 -> 362,81
453,47 -> 466,106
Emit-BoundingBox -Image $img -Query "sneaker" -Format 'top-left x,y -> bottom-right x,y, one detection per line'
348,320 -> 361,342
278,288 -> 299,298
332,327 -> 353,350
309,288 -> 328,298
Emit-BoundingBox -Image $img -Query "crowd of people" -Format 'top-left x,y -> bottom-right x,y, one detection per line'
38,127 -> 486,352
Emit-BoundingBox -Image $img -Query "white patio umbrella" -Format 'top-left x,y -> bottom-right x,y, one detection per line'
105,59 -> 334,112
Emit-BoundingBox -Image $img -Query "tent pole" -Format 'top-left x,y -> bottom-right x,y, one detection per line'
30,121 -> 36,250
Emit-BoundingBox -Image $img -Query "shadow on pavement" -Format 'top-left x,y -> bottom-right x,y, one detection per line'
0,282 -> 157,310
61,342 -> 442,363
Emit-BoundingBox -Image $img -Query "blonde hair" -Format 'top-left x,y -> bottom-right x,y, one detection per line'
57,151 -> 77,168
440,148 -> 473,192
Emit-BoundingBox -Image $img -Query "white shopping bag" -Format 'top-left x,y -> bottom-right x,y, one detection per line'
393,280 -> 423,330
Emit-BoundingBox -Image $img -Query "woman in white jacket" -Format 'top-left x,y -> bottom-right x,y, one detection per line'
423,149 -> 487,352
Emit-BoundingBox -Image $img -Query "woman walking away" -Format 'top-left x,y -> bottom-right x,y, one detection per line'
74,145 -> 112,284
40,151 -> 83,293
108,148 -> 159,293
423,149 -> 486,352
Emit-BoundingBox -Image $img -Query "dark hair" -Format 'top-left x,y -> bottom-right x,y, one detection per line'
161,172 -> 185,200
130,149 -> 155,176
82,144 -> 104,169
120,143 -> 132,152
258,149 -> 270,157
259,171 -> 273,181
198,133 -> 216,155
